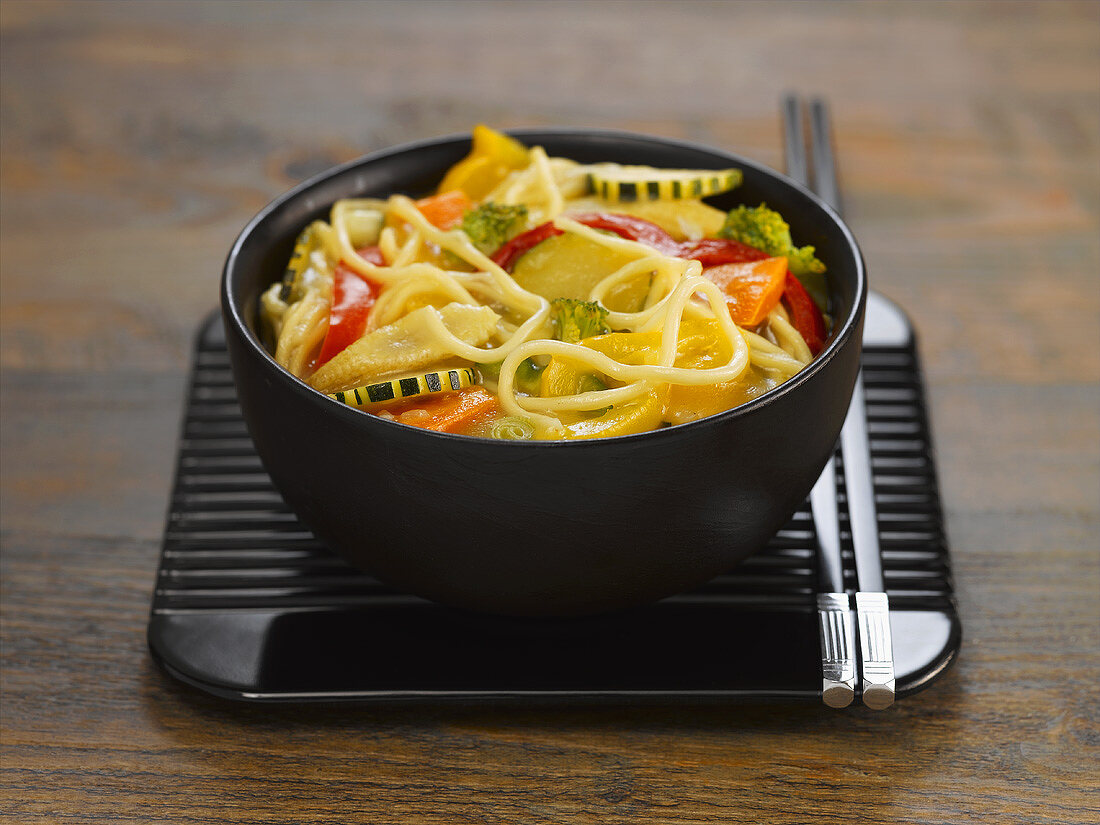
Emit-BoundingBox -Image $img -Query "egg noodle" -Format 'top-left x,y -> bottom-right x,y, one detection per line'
260,131 -> 820,440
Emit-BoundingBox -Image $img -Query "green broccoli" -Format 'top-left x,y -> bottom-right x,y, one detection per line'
719,203 -> 826,278
550,298 -> 611,343
461,202 -> 528,254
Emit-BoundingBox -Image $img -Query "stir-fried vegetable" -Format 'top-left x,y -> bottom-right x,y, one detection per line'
585,165 -> 742,202
719,203 -> 825,278
388,386 -> 500,433
279,223 -> 325,303
549,298 -> 611,343
781,272 -> 827,355
415,190 -> 473,230
461,202 -> 528,254
719,203 -> 828,311
489,416 -> 536,440
315,248 -> 384,368
437,124 -> 530,200
329,367 -> 479,410
702,257 -> 788,327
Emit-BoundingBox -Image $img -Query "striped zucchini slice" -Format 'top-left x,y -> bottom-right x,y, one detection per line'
279,223 -> 323,302
586,166 -> 743,202
329,368 -> 479,409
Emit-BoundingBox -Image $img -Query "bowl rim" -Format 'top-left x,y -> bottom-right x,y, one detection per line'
222,127 -> 867,449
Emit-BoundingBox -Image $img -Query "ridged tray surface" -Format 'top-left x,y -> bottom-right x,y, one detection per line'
149,293 -> 959,702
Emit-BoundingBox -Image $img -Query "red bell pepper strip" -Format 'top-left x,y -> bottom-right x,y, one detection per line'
491,214 -> 680,270
353,245 -> 387,268
490,222 -> 564,270
567,213 -> 682,255
315,246 -> 384,367
570,214 -> 772,267
677,238 -> 769,267
781,271 -> 827,355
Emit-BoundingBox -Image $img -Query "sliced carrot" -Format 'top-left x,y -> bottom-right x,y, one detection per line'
414,190 -> 473,230
702,256 -> 788,327
392,386 -> 499,434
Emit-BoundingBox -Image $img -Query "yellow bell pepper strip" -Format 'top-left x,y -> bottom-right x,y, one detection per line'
540,356 -> 605,401
539,331 -> 661,437
437,124 -> 531,201
539,319 -> 748,438
580,318 -> 772,426
701,256 -> 789,327
665,367 -> 772,426
562,384 -> 669,440
580,329 -> 662,366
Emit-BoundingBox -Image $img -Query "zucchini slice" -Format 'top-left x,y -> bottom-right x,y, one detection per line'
329,367 -> 479,409
342,206 -> 384,248
279,222 -> 323,302
585,166 -> 742,202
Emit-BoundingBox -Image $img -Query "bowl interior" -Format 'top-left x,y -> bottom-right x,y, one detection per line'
225,129 -> 863,388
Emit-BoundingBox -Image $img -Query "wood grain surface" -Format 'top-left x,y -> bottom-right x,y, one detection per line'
2,1 -> 1098,823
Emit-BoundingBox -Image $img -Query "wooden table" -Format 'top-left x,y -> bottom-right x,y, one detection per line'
3,2 -> 1097,822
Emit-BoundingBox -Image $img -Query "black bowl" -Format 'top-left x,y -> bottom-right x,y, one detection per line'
221,129 -> 867,616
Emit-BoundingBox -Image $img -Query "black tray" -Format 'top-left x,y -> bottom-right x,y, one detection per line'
148,292 -> 959,703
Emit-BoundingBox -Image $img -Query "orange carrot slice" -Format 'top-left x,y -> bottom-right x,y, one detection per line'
414,190 -> 473,230
702,256 -> 788,326
393,386 -> 499,434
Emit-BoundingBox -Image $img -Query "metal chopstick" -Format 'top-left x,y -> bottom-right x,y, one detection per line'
782,94 -> 856,709
808,97 -> 896,709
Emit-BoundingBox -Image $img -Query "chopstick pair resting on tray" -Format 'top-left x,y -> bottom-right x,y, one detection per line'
782,95 -> 896,709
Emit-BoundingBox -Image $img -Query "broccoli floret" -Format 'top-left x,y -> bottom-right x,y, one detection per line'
461,202 -> 528,254
550,298 -> 611,343
718,203 -> 826,278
